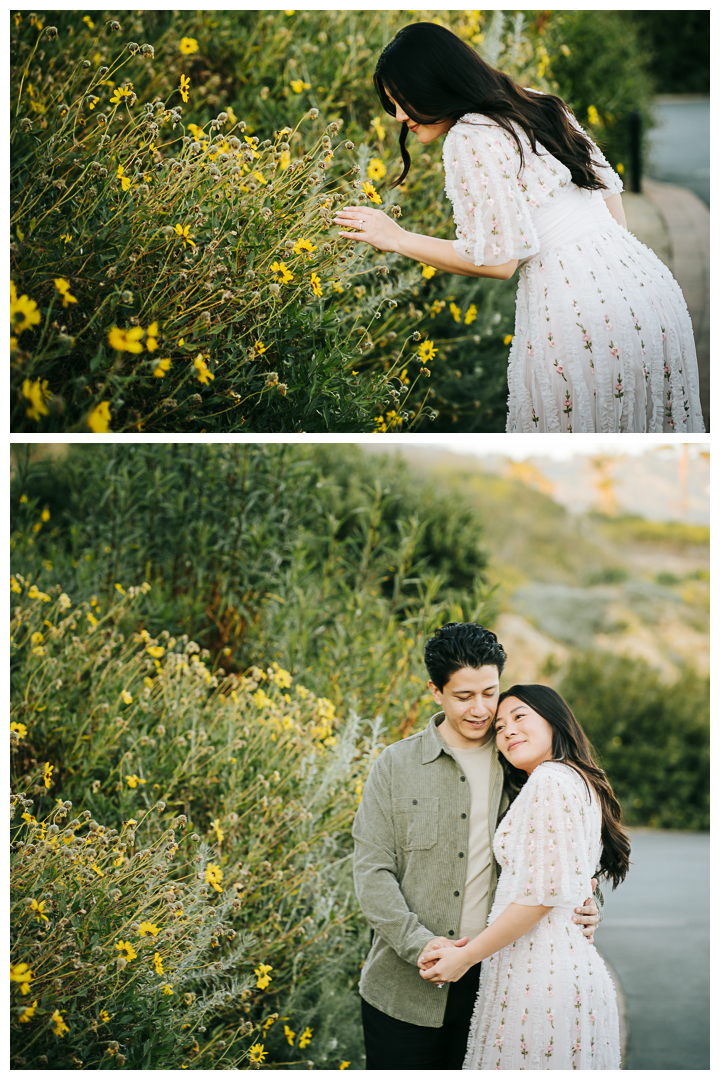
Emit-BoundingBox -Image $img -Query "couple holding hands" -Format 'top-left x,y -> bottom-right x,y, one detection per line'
353,622 -> 629,1070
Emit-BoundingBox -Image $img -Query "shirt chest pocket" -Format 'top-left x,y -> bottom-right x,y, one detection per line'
393,796 -> 439,851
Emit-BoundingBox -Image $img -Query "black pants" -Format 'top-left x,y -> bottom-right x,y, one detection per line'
361,963 -> 482,1070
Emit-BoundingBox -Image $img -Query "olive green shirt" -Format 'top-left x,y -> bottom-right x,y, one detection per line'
352,712 -> 508,1028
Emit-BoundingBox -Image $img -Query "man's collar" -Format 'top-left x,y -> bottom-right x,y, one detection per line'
421,711 -> 450,764
421,710 -> 499,764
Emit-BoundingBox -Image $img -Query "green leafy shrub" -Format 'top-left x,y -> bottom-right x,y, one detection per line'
12,9 -> 657,432
560,651 -> 709,829
10,580 -> 381,1068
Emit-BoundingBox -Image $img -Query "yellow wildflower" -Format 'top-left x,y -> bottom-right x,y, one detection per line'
290,80 -> 311,93
179,74 -> 190,103
19,999 -> 38,1023
121,690 -> 133,705
193,354 -> 214,384
367,158 -> 387,181
138,921 -> 160,937
370,116 -> 386,141
153,953 -> 164,975
587,104 -> 601,127
361,181 -> 382,205
449,302 -> 462,323
51,1009 -> 70,1037
11,722 -> 27,739
299,1027 -> 313,1049
30,899 -> 49,923
270,260 -> 294,284
205,864 -> 223,893
85,401 -> 111,434
54,278 -> 77,307
293,238 -> 317,255
108,325 -> 144,353
145,321 -> 159,351
116,164 -> 131,192
284,1025 -> 296,1047
255,963 -> 273,990
417,340 -> 437,362
179,37 -> 199,55
310,272 -> 322,298
248,1044 -> 267,1065
114,941 -> 137,962
10,962 -> 34,995
174,223 -> 195,248
465,304 -> 478,325
22,378 -> 51,421
44,762 -> 54,789
421,264 -> 437,279
10,281 -> 41,334
153,358 -> 172,378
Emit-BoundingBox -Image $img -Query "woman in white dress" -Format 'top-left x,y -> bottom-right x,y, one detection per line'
418,684 -> 630,1070
333,21 -> 705,432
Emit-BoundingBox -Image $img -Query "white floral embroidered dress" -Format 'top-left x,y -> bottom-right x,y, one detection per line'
443,111 -> 705,432
463,763 -> 621,1071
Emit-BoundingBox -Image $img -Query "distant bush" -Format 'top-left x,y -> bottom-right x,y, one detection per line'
560,652 -> 709,830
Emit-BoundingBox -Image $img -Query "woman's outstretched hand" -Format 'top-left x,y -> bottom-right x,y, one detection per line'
418,944 -> 473,984
333,205 -> 405,253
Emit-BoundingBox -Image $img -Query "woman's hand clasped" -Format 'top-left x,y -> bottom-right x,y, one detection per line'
418,944 -> 472,985
333,205 -> 405,253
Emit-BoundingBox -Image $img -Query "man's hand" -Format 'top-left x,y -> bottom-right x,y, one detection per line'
574,877 -> 599,943
417,935 -> 469,970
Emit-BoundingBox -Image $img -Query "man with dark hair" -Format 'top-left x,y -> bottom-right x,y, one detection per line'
353,622 -> 600,1070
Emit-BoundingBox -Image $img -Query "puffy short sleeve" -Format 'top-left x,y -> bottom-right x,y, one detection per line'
496,763 -> 595,908
566,111 -> 624,197
443,123 -> 541,267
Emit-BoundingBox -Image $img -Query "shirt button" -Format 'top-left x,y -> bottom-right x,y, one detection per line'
459,852 -> 464,858
461,813 -> 467,819
454,891 -> 460,897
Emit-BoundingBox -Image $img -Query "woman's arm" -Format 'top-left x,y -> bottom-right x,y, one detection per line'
333,205 -> 518,281
604,192 -> 627,229
419,902 -> 552,983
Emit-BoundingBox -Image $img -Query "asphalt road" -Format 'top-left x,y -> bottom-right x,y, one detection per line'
646,99 -> 710,206
595,830 -> 709,1070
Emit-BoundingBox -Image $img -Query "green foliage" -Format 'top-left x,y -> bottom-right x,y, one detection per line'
560,652 -> 709,830
11,9 -> 658,433
543,10 -> 656,181
629,11 -> 710,95
10,582 -> 377,1069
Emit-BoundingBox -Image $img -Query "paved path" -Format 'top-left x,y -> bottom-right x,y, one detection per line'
646,97 -> 710,207
622,183 -> 710,429
595,830 -> 709,1070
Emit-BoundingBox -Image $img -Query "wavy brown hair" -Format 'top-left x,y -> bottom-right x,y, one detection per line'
496,684 -> 631,889
374,22 -> 611,192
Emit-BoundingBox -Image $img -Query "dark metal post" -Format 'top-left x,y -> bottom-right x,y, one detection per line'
629,109 -> 642,193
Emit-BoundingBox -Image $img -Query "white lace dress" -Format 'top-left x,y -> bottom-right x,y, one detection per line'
443,111 -> 705,433
463,763 -> 621,1071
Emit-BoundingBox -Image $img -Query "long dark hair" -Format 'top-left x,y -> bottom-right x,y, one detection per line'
496,684 -> 630,889
374,22 -> 610,192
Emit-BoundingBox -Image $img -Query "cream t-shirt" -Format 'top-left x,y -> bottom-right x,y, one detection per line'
452,738 -> 495,943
